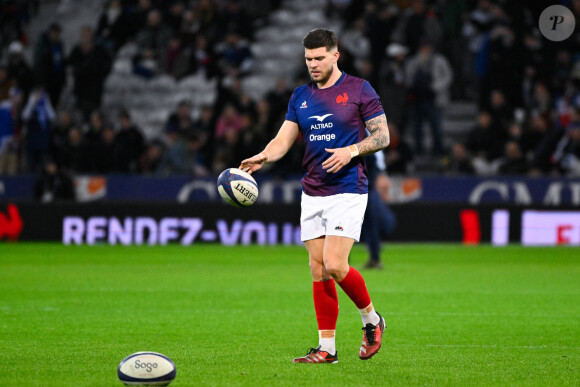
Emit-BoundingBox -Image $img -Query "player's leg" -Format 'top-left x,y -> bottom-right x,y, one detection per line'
362,190 -> 383,269
323,193 -> 386,360
324,235 -> 378,318
323,235 -> 386,360
413,103 -> 425,155
308,236 -> 339,355
293,237 -> 339,363
427,103 -> 444,154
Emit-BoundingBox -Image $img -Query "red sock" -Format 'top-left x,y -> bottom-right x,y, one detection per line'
313,279 -> 339,330
337,267 -> 372,309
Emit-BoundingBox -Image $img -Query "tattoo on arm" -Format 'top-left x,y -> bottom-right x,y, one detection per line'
356,114 -> 390,156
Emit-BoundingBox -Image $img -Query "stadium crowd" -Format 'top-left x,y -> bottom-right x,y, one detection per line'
1,0 -> 580,178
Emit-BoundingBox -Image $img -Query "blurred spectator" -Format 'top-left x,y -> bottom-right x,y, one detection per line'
157,131 -> 208,176
132,9 -> 172,78
22,88 -> 56,172
34,158 -> 75,202
189,34 -> 218,79
180,8 -> 200,45
61,127 -> 89,172
67,26 -> 112,121
384,123 -> 413,175
528,81 -> 552,119
551,111 -> 580,176
132,48 -> 158,79
519,31 -> 545,83
527,114 -> 559,174
94,126 -> 117,173
135,9 -> 172,60
466,111 -> 504,164
216,32 -> 252,76
164,99 -> 194,135
129,0 -> 154,37
497,141 -> 528,175
50,109 -> 75,168
445,142 -> 474,175
219,0 -> 253,39
6,41 -> 34,99
96,0 -> 132,53
506,121 -> 525,154
255,99 -> 276,135
405,38 -> 452,155
484,5 -> 518,107
363,2 -> 399,69
216,76 -> 244,113
188,105 -> 212,166
489,89 -> 512,129
551,50 -> 573,97
362,150 -> 396,270
83,110 -> 107,172
139,141 -> 164,174
0,66 -> 16,104
265,77 -> 292,123
521,65 -> 536,114
341,18 -> 371,59
237,92 -> 257,118
0,1 -> 29,46
439,0 -> 468,99
165,1 -> 185,34
194,0 -> 219,38
114,109 -> 145,173
462,0 -> 493,101
213,126 -> 243,174
237,113 -> 267,158
33,23 -> 66,107
382,42 -> 408,129
215,104 -> 243,139
160,36 -> 190,79
392,0 -> 443,54
0,88 -> 18,175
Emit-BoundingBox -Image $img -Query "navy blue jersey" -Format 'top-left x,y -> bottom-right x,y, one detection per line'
285,72 -> 384,196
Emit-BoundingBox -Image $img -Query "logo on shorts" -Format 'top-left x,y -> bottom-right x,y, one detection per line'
334,224 -> 344,231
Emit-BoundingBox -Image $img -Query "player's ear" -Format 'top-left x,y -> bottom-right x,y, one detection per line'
332,49 -> 340,64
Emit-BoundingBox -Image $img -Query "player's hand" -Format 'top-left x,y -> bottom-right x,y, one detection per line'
322,147 -> 352,173
239,153 -> 267,174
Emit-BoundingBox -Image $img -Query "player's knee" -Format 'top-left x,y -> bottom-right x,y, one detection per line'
309,258 -> 325,281
323,261 -> 349,282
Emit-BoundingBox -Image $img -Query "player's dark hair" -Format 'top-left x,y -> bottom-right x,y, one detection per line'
302,28 -> 338,51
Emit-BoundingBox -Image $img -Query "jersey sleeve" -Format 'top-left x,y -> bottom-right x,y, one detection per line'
360,81 -> 384,121
285,91 -> 298,123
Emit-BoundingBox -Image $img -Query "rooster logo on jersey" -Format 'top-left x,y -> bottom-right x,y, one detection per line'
336,93 -> 348,105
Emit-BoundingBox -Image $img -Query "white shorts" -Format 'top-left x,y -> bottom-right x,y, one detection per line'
300,192 -> 368,242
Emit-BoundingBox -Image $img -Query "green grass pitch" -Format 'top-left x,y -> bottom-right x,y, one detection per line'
0,243 -> 578,386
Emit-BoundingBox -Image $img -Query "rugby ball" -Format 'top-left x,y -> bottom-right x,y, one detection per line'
217,168 -> 259,207
117,352 -> 176,386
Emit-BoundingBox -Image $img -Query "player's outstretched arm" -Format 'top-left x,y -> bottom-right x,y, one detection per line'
322,114 -> 390,173
239,120 -> 299,174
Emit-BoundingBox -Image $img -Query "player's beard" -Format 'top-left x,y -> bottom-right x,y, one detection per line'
310,66 -> 333,86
